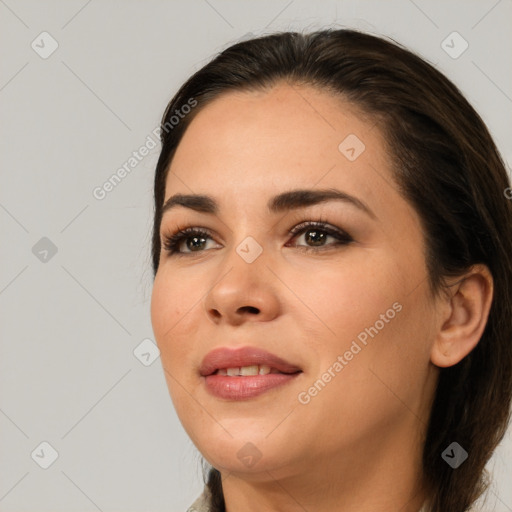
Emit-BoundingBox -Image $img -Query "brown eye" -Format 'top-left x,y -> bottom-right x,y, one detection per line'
162,228 -> 218,255
287,221 -> 353,251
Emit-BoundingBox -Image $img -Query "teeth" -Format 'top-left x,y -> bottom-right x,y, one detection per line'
240,365 -> 259,376
259,365 -> 272,375
217,364 -> 274,376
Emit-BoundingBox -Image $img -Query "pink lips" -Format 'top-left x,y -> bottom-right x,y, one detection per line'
199,346 -> 302,400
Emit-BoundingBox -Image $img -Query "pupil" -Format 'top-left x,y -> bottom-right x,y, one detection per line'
188,236 -> 206,251
306,229 -> 325,246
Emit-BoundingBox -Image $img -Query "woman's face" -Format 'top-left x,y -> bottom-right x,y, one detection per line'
151,83 -> 439,482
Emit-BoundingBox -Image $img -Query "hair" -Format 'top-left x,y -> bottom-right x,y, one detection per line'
151,28 -> 512,512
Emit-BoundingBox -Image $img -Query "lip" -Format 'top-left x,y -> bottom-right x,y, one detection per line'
199,346 -> 302,377
203,373 -> 301,400
199,346 -> 302,400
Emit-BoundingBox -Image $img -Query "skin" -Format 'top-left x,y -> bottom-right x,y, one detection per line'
150,82 -> 493,512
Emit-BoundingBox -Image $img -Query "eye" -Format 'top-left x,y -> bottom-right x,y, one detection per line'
161,227 -> 218,255
161,221 -> 353,257
286,221 -> 353,252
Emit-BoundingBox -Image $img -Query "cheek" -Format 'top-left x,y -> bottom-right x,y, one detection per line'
312,279 -> 432,425
288,250 -> 404,346
290,248 -> 429,390
151,263 -> 209,329
150,273 -> 203,419
151,279 -> 178,347
150,271 -> 200,370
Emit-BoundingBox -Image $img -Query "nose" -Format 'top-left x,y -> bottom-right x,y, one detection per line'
203,250 -> 281,326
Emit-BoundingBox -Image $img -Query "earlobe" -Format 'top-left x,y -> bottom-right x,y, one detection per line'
430,264 -> 494,368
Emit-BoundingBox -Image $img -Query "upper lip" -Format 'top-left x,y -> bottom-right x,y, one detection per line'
199,346 -> 302,376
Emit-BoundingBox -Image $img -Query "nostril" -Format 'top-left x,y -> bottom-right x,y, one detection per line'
239,306 -> 259,314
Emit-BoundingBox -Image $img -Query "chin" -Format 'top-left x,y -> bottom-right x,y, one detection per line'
204,446 -> 294,480
190,426 -> 291,472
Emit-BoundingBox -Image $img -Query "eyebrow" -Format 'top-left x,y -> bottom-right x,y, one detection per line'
161,188 -> 376,220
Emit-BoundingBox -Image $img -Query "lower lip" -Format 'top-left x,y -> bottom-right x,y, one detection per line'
203,373 -> 301,400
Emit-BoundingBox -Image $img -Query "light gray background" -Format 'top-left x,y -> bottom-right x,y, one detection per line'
1,0 -> 511,511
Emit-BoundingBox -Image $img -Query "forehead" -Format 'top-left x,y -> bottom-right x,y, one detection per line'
164,83 -> 397,216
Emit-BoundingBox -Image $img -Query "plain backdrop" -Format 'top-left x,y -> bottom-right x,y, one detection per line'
1,0 -> 511,511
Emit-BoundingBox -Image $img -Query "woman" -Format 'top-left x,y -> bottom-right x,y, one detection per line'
149,29 -> 512,512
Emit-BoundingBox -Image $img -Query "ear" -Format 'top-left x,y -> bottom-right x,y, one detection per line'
430,264 -> 494,368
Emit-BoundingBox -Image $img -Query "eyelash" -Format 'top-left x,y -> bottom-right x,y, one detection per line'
161,220 -> 353,257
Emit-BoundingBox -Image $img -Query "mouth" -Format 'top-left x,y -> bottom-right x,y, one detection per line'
199,345 -> 302,377
213,365 -> 294,376
199,346 -> 303,400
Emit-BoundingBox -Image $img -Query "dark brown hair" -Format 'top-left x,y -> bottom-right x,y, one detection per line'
151,28 -> 512,512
